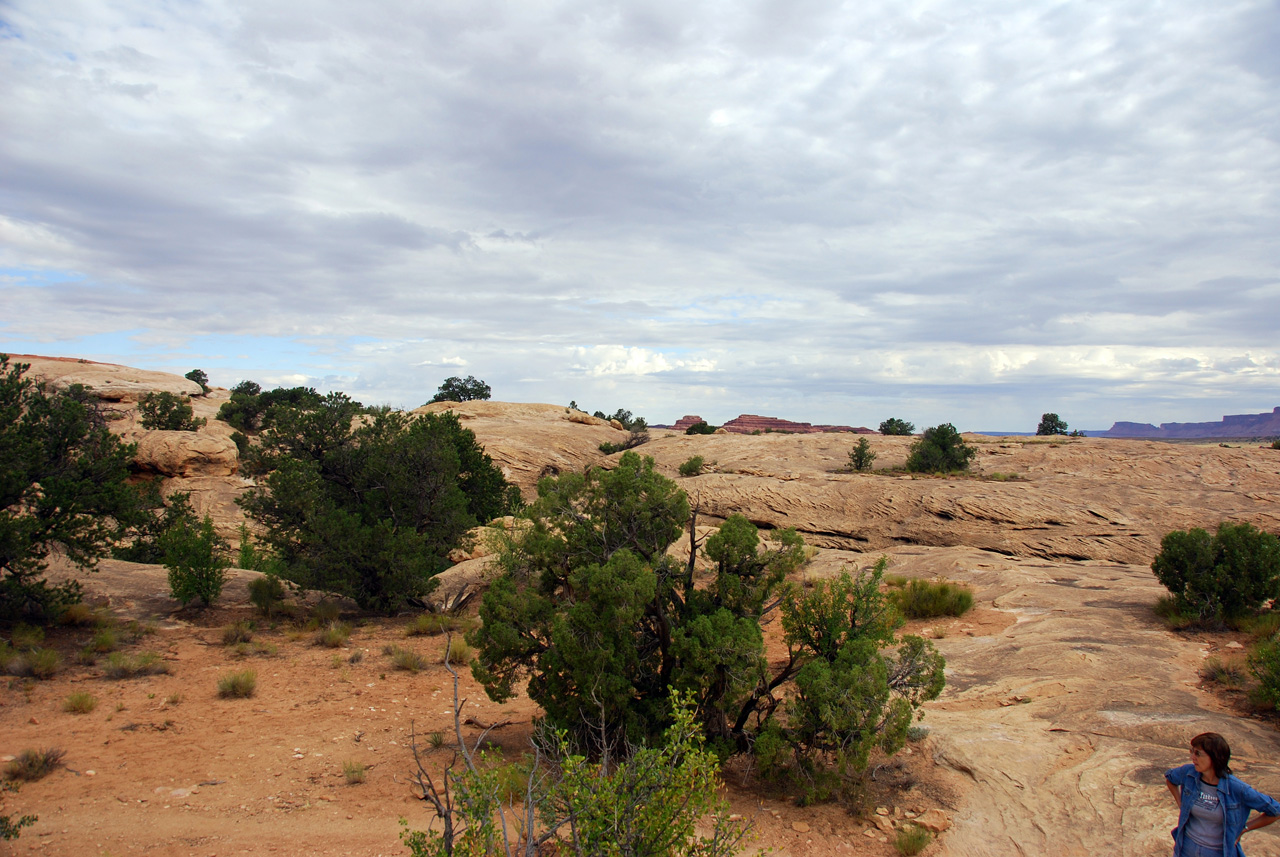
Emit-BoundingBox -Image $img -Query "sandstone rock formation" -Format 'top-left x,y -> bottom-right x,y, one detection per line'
9,353 -> 204,401
413,400 -> 624,496
720,414 -> 871,434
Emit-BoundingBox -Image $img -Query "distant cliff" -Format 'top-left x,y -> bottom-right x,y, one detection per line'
1101,406 -> 1280,438
659,414 -> 873,434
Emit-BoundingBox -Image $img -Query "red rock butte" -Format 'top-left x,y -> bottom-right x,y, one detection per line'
665,414 -> 873,434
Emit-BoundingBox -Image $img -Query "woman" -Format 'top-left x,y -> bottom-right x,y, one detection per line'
1166,732 -> 1280,856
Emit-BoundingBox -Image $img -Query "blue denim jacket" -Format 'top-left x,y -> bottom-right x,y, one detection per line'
1166,763 -> 1280,856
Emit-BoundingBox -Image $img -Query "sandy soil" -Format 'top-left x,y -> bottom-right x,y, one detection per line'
1,563 -> 958,857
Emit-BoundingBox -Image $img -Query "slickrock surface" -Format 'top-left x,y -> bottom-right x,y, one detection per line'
805,546 -> 1280,857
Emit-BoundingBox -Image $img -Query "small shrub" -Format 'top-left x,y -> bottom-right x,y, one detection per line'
75,647 -> 98,666
165,692 -> 184,706
906,724 -> 930,742
894,825 -> 933,856
427,730 -> 446,749
63,692 -> 97,714
137,391 -> 205,431
5,748 -> 65,782
1201,656 -> 1248,688
348,649 -> 364,664
1271,439 -> 1280,450
312,600 -> 342,623
847,437 -> 877,472
405,614 -> 452,637
103,651 -> 168,679
7,648 -> 61,680
162,515 -> 230,607
892,578 -> 975,619
389,646 -> 428,673
10,624 -> 43,650
342,760 -> 367,784
314,622 -> 352,648
1238,612 -> 1280,640
58,603 -> 96,627
222,620 -> 254,645
678,455 -> 705,477
443,637 -> 471,665
88,627 -> 120,653
217,669 -> 257,698
247,574 -> 286,616
684,421 -> 717,435
1248,637 -> 1280,711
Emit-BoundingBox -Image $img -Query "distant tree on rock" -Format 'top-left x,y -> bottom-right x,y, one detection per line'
430,376 -> 491,403
879,417 -> 915,436
1036,413 -> 1068,436
685,421 -> 717,435
847,437 -> 876,471
184,369 -> 210,394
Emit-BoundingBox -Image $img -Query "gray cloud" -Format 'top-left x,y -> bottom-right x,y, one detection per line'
1,0 -> 1277,431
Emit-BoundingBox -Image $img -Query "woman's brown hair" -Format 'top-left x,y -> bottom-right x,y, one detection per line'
1192,732 -> 1233,777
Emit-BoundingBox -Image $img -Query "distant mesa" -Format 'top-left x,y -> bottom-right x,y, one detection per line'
1101,406 -> 1280,439
662,414 -> 873,435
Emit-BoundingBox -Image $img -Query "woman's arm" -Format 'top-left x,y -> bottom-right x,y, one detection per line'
1167,779 -> 1182,809
1241,813 -> 1279,837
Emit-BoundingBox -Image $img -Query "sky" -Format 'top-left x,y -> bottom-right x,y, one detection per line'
1,0 -> 1278,432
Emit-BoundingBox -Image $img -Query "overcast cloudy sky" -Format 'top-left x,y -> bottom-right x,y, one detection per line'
2,1 -> 1277,431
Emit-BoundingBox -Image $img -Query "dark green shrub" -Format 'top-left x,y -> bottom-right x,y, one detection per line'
137,391 -> 205,431
879,417 -> 914,435
891,579 -> 974,619
2,780 -> 36,840
1036,413 -> 1068,436
314,621 -> 352,648
428,376 -> 491,403
1152,522 -> 1280,625
1249,637 -> 1280,711
247,574 -> 286,617
684,421 -> 717,435
112,486 -> 199,563
184,369 -> 210,394
905,423 -> 976,473
240,403 -> 519,613
161,515 -> 230,607
678,455 -> 705,477
847,437 -> 876,472
2,357 -> 136,622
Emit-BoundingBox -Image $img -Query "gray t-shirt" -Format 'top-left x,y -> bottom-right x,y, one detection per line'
1186,779 -> 1225,849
